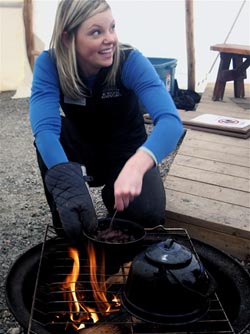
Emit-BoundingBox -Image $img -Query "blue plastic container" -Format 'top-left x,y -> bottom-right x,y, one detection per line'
148,57 -> 177,96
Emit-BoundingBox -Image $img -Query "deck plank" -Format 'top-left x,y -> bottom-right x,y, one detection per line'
179,144 -> 249,166
165,189 -> 250,238
168,164 -> 249,191
167,175 -> 249,204
179,130 -> 250,147
166,217 -> 250,260
173,155 -> 249,178
182,134 -> 250,154
164,83 -> 250,260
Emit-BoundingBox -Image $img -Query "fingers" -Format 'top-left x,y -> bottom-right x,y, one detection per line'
113,167 -> 143,211
114,193 -> 135,211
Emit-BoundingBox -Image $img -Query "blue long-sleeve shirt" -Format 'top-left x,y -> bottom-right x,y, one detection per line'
30,49 -> 184,168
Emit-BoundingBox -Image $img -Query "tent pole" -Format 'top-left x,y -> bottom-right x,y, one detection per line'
23,0 -> 34,70
185,0 -> 196,91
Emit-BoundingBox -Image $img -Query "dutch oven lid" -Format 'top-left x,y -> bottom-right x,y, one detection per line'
145,238 -> 193,268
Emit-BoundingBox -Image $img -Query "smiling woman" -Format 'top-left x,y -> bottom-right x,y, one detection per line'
29,0 -> 184,244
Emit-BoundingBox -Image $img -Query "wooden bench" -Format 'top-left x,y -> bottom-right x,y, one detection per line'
210,44 -> 250,101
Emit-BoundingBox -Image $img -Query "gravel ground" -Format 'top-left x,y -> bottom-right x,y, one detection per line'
0,91 -> 249,334
0,91 -> 174,334
0,91 -> 46,334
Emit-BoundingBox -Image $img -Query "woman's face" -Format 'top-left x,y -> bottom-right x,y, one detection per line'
75,9 -> 118,77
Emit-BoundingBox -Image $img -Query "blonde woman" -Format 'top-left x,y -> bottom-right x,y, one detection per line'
30,0 -> 184,242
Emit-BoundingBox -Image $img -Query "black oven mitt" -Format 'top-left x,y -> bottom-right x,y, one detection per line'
45,162 -> 98,241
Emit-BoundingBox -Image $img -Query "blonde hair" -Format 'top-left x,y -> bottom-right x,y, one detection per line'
49,0 -> 130,99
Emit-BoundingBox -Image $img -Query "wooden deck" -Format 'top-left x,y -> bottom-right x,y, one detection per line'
164,83 -> 250,260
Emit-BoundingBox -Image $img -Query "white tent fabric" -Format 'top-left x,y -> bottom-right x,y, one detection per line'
0,1 -> 32,98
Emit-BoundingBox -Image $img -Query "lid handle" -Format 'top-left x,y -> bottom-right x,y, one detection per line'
164,238 -> 174,249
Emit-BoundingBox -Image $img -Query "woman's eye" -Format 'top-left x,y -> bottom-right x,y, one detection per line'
91,29 -> 101,36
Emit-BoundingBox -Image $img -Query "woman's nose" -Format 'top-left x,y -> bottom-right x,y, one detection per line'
103,31 -> 116,44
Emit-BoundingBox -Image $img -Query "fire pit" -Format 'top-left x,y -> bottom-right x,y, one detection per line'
5,225 -> 250,334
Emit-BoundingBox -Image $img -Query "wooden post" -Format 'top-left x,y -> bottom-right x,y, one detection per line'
23,0 -> 34,70
185,0 -> 196,91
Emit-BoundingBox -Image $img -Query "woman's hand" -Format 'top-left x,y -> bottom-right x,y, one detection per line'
114,149 -> 155,211
45,162 -> 98,242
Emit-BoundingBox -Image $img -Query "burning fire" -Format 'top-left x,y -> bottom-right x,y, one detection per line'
62,244 -> 120,331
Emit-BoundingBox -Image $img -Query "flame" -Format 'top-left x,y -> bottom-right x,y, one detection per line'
62,248 -> 91,329
64,248 -> 81,315
88,242 -> 112,314
62,244 -> 120,331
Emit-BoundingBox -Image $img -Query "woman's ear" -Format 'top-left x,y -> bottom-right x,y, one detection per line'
62,31 -> 70,47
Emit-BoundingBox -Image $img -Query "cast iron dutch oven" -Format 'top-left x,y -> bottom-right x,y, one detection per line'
121,238 -> 217,326
82,217 -> 146,264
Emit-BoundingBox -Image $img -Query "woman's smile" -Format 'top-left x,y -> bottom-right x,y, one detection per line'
99,47 -> 114,59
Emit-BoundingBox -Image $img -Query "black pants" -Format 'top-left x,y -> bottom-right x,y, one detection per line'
36,117 -> 166,228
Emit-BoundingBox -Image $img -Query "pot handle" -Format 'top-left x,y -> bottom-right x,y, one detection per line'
168,269 -> 217,299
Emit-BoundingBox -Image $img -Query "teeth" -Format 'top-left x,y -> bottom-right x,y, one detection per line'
100,49 -> 112,54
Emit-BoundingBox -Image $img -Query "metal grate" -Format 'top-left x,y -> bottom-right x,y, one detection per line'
27,225 -> 235,334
